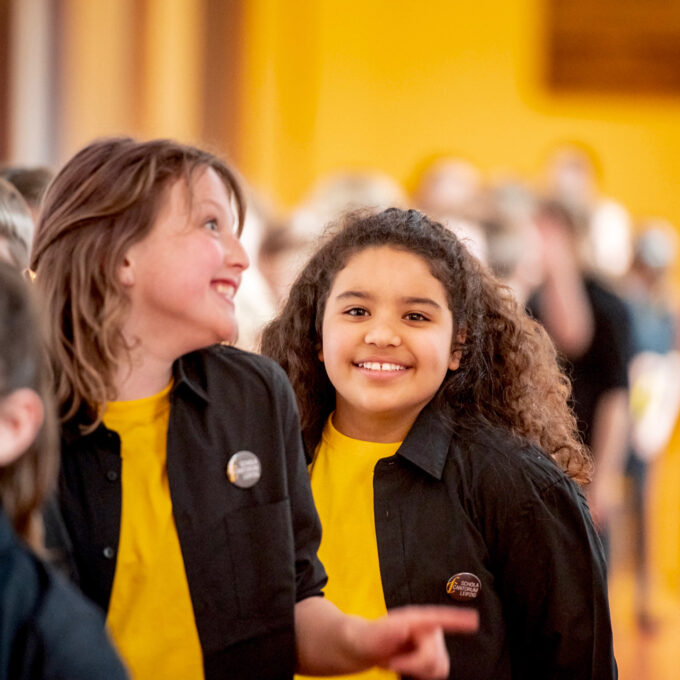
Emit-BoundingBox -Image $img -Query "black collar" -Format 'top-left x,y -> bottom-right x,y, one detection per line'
172,351 -> 210,404
396,403 -> 454,480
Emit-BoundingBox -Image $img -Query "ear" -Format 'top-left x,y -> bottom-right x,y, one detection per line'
448,328 -> 467,372
0,388 -> 44,467
317,345 -> 324,363
118,255 -> 135,287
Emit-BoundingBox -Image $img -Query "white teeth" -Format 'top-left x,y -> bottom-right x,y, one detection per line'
358,362 -> 406,371
214,282 -> 235,299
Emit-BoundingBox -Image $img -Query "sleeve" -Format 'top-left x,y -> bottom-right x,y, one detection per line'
274,363 -> 328,602
490,464 -> 616,679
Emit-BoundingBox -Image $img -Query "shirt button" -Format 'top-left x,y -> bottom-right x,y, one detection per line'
102,546 -> 115,559
106,470 -> 119,482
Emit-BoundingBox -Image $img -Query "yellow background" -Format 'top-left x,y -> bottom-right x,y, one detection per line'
53,0 -> 680,227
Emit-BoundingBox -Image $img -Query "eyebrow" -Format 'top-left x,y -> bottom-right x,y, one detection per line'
334,290 -> 443,310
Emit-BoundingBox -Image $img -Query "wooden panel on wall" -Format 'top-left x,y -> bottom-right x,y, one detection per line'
0,0 -> 10,159
547,0 -> 680,94
202,0 -> 243,164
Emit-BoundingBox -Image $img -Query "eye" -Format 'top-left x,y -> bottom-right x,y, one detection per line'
404,312 -> 429,322
345,307 -> 369,317
204,218 -> 219,233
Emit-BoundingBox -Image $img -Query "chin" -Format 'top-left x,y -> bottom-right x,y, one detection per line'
218,326 -> 239,346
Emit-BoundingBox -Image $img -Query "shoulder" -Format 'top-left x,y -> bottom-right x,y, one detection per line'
446,420 -> 571,499
203,344 -> 289,381
444,421 -> 590,538
181,344 -> 294,400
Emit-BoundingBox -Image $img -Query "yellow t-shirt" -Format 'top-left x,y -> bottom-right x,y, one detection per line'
103,382 -> 204,680
297,416 -> 401,680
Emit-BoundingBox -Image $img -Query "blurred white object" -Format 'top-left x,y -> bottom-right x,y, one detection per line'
629,350 -> 680,461
589,199 -> 633,278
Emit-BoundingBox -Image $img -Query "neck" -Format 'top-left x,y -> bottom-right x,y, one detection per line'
331,409 -> 415,443
113,342 -> 174,402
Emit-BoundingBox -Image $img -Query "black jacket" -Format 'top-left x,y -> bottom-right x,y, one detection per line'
0,509 -> 128,680
50,346 -> 327,680
371,405 -> 617,679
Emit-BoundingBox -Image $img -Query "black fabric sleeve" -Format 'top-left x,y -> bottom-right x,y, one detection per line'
273,363 -> 328,602
490,464 -> 616,679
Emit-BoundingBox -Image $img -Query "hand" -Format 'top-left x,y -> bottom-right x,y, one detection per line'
346,605 -> 479,679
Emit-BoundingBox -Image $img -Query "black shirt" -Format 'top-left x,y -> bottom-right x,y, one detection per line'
529,277 -> 631,447
372,405 -> 617,679
51,346 -> 327,680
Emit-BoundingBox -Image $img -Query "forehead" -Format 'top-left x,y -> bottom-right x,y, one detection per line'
155,167 -> 234,225
333,245 -> 446,295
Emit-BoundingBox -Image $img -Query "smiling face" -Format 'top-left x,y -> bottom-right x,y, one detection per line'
319,245 -> 459,442
119,166 -> 249,361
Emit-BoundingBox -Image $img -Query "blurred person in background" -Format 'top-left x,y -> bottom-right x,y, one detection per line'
527,199 -> 632,559
619,220 -> 680,632
0,165 -> 54,224
479,178 -> 543,306
0,177 -> 35,272
413,157 -> 488,265
231,187 -> 279,352
544,144 -> 633,280
259,171 -> 408,309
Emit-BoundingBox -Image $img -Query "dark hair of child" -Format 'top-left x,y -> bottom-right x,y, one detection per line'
0,261 -> 58,547
261,207 -> 592,485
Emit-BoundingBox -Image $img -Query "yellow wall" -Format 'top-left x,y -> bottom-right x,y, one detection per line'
238,0 -> 680,227
57,0 -> 206,160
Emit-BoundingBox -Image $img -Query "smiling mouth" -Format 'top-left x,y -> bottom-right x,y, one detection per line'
356,362 -> 407,372
214,282 -> 236,300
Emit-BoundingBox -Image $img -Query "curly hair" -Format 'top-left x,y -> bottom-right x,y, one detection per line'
260,208 -> 591,485
30,137 -> 245,431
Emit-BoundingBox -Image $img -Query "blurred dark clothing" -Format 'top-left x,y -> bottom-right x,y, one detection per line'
529,277 -> 632,448
0,508 -> 128,680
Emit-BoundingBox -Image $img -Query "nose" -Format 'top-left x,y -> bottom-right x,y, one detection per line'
224,231 -> 250,272
364,318 -> 401,348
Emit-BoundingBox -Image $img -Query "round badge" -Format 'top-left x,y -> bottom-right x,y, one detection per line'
226,450 -> 261,488
446,572 -> 482,602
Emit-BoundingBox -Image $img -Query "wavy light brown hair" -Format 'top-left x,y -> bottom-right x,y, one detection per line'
261,208 -> 591,484
30,137 -> 245,429
0,261 -> 58,548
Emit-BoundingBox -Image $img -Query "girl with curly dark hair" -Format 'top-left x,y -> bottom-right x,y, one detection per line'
261,207 -> 616,680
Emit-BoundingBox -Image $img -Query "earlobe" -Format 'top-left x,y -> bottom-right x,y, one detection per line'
317,346 -> 324,363
118,256 -> 135,287
0,388 -> 44,466
448,353 -> 461,371
449,328 -> 467,372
